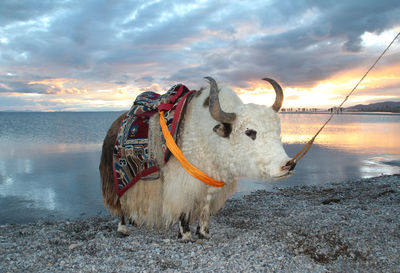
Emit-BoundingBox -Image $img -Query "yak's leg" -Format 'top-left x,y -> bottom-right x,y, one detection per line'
196,193 -> 212,239
178,213 -> 193,241
128,218 -> 137,226
117,215 -> 129,236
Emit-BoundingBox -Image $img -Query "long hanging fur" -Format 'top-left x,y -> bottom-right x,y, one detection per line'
99,112 -> 127,216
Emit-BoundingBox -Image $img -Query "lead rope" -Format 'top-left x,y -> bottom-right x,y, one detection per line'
287,31 -> 400,166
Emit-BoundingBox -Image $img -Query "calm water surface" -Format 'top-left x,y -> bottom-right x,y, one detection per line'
0,112 -> 399,224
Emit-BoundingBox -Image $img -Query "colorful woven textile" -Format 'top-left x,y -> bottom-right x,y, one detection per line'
113,84 -> 195,197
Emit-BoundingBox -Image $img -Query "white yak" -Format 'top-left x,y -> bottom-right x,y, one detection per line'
99,77 -> 295,240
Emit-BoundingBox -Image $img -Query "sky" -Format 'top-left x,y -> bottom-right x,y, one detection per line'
0,0 -> 400,111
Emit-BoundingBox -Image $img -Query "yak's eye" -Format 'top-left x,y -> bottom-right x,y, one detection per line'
245,129 -> 257,140
213,123 -> 232,138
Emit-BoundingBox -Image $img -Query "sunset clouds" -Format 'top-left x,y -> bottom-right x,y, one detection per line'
0,0 -> 399,111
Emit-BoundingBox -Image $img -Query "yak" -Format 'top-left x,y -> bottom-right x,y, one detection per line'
100,77 -> 295,241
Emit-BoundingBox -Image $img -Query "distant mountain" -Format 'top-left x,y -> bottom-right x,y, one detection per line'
346,101 -> 400,113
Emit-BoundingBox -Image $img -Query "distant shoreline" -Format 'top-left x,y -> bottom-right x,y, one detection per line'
280,111 -> 400,116
0,110 -> 125,113
1,110 -> 399,116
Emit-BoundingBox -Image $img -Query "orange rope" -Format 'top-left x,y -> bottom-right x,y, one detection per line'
288,31 -> 400,165
159,111 -> 225,188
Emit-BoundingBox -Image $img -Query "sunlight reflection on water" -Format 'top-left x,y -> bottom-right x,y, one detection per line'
283,113 -> 400,177
280,113 -> 400,155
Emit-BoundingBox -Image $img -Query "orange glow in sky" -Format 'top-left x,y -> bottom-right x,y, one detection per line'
237,62 -> 400,109
28,78 -> 88,95
5,62 -> 398,112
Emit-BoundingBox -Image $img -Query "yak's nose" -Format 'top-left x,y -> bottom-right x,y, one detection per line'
281,160 -> 296,172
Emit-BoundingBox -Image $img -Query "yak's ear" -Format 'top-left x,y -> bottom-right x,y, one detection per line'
213,123 -> 232,138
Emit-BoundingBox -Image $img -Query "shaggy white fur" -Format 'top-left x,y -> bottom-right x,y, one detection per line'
119,84 -> 292,236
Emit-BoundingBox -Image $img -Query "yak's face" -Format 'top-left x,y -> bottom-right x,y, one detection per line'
202,77 -> 295,181
213,104 -> 293,180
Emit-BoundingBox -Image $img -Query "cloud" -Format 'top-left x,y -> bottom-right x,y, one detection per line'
0,0 -> 399,111
28,78 -> 88,94
0,0 -> 58,25
0,79 -> 46,94
0,75 -> 87,95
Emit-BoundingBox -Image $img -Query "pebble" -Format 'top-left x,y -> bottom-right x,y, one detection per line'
0,175 -> 399,272
68,244 -> 78,250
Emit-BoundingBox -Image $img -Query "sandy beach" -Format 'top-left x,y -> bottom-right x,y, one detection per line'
1,174 -> 399,272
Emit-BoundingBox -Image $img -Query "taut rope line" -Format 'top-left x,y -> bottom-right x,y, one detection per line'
287,31 -> 400,166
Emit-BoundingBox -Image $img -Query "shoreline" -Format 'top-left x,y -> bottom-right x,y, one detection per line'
2,111 -> 399,115
1,174 -> 399,272
280,111 -> 400,116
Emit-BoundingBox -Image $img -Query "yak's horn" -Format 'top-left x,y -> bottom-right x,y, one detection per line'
262,78 -> 284,112
205,76 -> 236,123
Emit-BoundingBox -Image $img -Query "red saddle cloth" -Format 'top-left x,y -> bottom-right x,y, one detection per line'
113,84 -> 195,197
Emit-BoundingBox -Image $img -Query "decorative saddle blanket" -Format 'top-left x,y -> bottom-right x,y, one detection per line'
113,84 -> 195,197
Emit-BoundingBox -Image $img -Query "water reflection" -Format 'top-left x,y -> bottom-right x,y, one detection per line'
0,143 -> 107,224
360,156 -> 400,178
280,113 -> 400,155
280,113 -> 400,179
0,158 -> 57,218
0,142 -> 101,159
0,112 -> 399,223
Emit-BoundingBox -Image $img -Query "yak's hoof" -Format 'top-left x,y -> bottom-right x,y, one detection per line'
117,223 -> 129,237
196,226 -> 210,239
116,231 -> 129,237
178,231 -> 194,242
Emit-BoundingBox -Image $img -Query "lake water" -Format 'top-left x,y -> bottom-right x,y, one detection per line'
0,112 -> 399,224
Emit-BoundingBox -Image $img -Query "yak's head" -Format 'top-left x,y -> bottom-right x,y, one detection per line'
203,77 -> 295,181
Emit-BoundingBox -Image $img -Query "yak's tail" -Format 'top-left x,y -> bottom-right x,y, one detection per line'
99,112 -> 126,216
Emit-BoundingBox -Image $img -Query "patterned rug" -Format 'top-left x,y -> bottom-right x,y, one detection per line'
113,84 -> 195,197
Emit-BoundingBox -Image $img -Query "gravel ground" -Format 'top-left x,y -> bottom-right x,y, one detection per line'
1,174 -> 399,273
